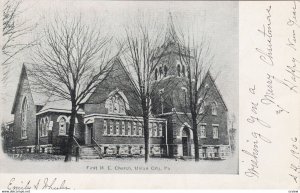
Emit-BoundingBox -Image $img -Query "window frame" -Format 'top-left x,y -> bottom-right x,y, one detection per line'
211,101 -> 218,116
103,120 -> 107,135
158,123 -> 163,137
121,121 -> 125,136
199,124 -> 207,139
21,97 -> 28,139
153,123 -> 158,137
115,121 -> 119,135
44,117 -> 49,136
58,117 -> 67,136
149,123 -> 153,137
138,122 -> 142,136
212,124 -> 219,139
127,121 -> 131,136
132,122 -> 136,136
109,120 -> 113,135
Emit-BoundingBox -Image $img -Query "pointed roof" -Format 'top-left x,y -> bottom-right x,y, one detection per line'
164,12 -> 179,44
85,57 -> 140,104
11,63 -> 50,114
202,71 -> 228,111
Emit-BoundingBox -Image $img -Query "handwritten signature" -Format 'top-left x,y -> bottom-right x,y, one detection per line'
7,177 -> 71,190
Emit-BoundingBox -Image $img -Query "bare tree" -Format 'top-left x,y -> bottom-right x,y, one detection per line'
28,15 -> 116,162
121,15 -> 169,163
169,31 -> 217,162
2,0 -> 36,83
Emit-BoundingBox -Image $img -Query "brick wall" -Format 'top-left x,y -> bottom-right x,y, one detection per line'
13,71 -> 37,147
93,118 -> 166,145
85,59 -> 142,117
36,112 -> 85,154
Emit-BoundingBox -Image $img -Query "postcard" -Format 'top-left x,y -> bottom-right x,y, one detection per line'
0,0 -> 299,190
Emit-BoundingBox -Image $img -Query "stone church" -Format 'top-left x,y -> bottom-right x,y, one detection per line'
7,16 -> 231,159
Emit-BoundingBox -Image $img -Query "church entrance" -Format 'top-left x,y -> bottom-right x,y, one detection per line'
86,123 -> 94,145
182,127 -> 191,156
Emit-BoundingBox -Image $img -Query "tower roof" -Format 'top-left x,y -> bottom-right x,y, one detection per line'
164,12 -> 179,44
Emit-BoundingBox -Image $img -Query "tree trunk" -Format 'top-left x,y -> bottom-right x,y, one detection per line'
141,95 -> 150,163
64,101 -> 76,162
143,116 -> 149,163
192,116 -> 200,162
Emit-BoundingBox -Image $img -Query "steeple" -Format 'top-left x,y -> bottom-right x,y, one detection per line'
164,12 -> 178,44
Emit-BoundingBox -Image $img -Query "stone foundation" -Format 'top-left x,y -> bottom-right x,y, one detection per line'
11,144 -> 53,154
99,144 -> 165,157
172,144 -> 231,159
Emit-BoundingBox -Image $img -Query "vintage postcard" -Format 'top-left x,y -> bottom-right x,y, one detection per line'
0,0 -> 299,190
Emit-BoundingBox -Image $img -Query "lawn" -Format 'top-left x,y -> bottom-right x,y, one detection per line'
0,153 -> 238,174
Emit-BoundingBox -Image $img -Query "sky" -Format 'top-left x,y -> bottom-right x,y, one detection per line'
1,0 -> 238,125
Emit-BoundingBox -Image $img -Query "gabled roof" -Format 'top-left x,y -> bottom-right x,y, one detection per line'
11,63 -> 50,114
11,63 -> 85,115
203,71 -> 228,111
85,57 -> 140,104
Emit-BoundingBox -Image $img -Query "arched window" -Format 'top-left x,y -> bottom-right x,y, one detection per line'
155,68 -> 158,80
40,118 -> 45,137
105,91 -> 128,115
177,64 -> 181,77
159,66 -> 163,78
163,65 -> 168,77
211,101 -> 218,115
59,117 -> 67,135
44,117 -> 49,136
113,96 -> 120,113
21,97 -> 28,138
39,119 -> 43,137
182,65 -> 185,77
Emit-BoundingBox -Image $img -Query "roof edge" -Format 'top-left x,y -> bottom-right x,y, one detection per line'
11,63 -> 26,114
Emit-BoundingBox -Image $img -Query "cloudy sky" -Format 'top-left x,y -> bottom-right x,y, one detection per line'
1,1 -> 238,125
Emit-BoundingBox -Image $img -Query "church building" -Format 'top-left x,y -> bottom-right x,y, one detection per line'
7,15 -> 231,159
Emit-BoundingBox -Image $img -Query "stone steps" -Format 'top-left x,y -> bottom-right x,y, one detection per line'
80,146 -> 101,159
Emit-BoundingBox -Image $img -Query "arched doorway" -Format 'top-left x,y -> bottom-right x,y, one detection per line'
182,127 -> 191,156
